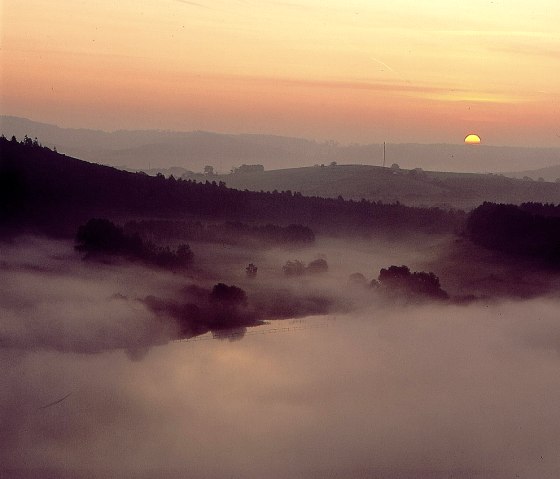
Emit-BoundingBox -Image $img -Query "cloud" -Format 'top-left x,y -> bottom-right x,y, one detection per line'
487,42 -> 560,59
174,0 -> 211,8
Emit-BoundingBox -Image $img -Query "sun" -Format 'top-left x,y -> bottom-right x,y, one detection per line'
464,134 -> 481,145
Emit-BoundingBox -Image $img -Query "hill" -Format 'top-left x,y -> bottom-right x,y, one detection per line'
198,164 -> 560,210
505,164 -> 560,182
2,116 -> 560,174
0,136 -> 463,237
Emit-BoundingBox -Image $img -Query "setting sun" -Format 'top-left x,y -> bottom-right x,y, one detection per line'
464,134 -> 481,145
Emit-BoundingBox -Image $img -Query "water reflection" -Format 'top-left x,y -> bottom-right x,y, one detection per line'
3,304 -> 560,479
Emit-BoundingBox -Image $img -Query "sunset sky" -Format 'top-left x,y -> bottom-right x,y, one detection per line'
1,0 -> 559,146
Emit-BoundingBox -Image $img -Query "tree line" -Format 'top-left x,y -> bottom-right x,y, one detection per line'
76,218 -> 193,269
124,219 -> 315,247
467,202 -> 560,267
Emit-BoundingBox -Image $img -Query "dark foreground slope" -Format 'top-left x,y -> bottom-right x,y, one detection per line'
0,137 -> 464,237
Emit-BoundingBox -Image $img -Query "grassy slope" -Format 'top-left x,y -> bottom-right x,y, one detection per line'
505,164 -> 560,182
218,165 -> 560,209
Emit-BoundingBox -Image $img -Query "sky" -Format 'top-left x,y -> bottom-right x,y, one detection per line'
1,0 -> 560,146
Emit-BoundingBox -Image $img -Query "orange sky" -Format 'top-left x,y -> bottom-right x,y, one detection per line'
1,0 -> 560,146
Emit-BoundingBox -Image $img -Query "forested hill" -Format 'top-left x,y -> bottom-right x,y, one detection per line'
0,136 -> 464,237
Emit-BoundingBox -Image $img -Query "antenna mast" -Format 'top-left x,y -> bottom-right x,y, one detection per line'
383,142 -> 386,167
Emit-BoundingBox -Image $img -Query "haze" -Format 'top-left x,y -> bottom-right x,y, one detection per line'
2,1 -> 560,146
2,236 -> 560,478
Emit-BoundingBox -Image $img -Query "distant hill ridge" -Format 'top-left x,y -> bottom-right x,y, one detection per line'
2,115 -> 560,174
150,163 -> 560,210
506,164 -> 560,182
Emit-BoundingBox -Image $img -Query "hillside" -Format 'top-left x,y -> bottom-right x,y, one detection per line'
0,136 -> 463,237
204,164 -> 560,210
505,164 -> 560,182
2,116 -> 560,174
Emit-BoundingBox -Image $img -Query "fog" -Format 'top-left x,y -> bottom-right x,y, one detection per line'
0,238 -> 180,356
2,236 -> 560,478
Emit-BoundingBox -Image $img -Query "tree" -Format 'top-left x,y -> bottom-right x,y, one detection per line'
246,263 -> 258,278
378,265 -> 411,286
409,168 -> 425,178
307,258 -> 328,273
204,165 -> 215,176
378,265 -> 448,299
76,218 -> 128,254
177,244 -> 194,265
210,283 -> 248,306
391,163 -> 400,170
348,272 -> 367,286
466,202 -> 560,265
283,260 -> 306,276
